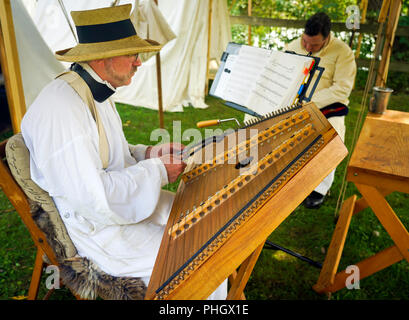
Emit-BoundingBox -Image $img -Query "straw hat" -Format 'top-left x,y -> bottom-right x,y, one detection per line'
55,4 -> 162,62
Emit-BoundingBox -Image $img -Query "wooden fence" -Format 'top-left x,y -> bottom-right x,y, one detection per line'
230,15 -> 409,73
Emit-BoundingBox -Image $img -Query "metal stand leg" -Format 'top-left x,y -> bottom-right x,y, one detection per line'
264,240 -> 322,269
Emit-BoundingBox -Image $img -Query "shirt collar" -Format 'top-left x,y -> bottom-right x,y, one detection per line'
70,62 -> 116,103
78,62 -> 116,92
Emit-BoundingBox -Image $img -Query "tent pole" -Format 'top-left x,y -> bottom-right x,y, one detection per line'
156,53 -> 164,129
247,0 -> 252,46
375,0 -> 402,87
153,0 -> 164,129
205,0 -> 213,95
0,0 -> 26,133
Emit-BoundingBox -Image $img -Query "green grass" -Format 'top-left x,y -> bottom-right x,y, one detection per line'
245,90 -> 409,300
0,90 -> 408,300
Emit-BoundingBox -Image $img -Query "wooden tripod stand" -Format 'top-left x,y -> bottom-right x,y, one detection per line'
314,110 -> 409,294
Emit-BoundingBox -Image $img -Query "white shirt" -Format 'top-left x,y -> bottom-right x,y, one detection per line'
21,73 -> 173,278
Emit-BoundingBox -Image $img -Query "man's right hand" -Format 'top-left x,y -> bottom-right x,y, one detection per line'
159,154 -> 187,183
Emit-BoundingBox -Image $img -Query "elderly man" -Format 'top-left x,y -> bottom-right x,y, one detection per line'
286,12 -> 357,208
21,4 -> 226,299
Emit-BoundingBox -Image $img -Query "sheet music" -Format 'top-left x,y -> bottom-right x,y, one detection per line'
211,44 -> 314,116
213,54 -> 236,99
247,51 -> 312,115
217,46 -> 272,107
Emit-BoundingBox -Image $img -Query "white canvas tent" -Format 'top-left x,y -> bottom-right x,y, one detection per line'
11,0 -> 231,116
11,0 -> 65,111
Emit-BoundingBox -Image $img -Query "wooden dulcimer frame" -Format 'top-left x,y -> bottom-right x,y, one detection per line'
145,102 -> 348,300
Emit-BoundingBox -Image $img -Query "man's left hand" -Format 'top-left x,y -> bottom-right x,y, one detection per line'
145,142 -> 185,159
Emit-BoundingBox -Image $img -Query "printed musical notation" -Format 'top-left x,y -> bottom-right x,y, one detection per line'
222,46 -> 272,106
212,44 -> 314,116
246,51 -> 312,115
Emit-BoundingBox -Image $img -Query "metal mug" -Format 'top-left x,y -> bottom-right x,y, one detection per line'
368,87 -> 393,114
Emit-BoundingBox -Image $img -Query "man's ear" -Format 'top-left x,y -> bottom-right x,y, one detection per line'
89,59 -> 106,68
87,59 -> 110,82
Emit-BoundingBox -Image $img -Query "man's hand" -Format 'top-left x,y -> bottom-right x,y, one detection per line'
145,142 -> 185,159
159,153 -> 187,183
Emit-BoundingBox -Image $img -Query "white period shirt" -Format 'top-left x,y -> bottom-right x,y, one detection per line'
21,70 -> 173,279
285,33 -> 357,110
285,33 -> 357,140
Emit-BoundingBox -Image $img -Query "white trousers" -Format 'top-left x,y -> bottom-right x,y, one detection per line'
315,115 -> 346,196
243,113 -> 346,196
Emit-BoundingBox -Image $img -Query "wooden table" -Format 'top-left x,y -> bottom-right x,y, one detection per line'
314,110 -> 409,293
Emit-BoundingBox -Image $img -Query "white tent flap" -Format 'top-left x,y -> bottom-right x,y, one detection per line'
17,0 -> 231,112
11,0 -> 65,108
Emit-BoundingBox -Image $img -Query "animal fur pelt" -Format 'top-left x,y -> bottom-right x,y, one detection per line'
6,133 -> 147,300
33,205 -> 146,300
60,257 -> 146,300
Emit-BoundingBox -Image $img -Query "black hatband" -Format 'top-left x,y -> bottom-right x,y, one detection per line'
76,19 -> 136,44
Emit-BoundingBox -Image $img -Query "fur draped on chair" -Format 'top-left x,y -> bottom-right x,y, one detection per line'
6,133 -> 147,300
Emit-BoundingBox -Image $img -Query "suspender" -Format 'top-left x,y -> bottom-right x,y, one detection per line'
56,71 -> 110,169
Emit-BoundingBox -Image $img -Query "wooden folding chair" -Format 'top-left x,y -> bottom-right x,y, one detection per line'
0,134 -> 147,300
0,136 -> 63,299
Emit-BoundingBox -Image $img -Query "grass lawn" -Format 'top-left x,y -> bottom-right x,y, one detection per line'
0,89 -> 408,300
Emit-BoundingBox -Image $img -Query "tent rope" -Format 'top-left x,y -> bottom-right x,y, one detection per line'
57,0 -> 78,43
334,20 -> 386,217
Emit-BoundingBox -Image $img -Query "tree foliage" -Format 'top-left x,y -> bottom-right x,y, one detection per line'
228,0 -> 409,92
229,0 -> 356,49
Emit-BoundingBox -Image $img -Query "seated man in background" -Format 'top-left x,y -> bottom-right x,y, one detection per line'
285,11 -> 357,209
21,4 -> 227,299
